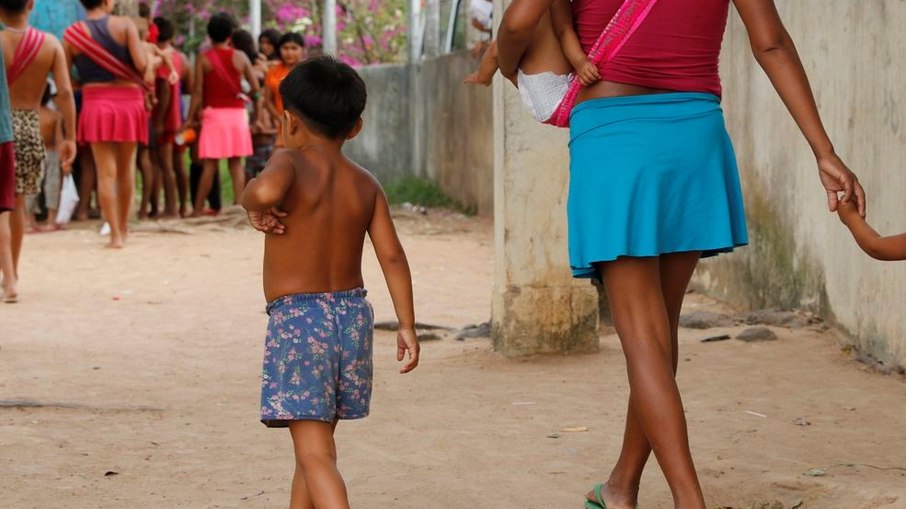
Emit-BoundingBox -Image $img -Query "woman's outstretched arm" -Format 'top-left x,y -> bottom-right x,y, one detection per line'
734,0 -> 866,216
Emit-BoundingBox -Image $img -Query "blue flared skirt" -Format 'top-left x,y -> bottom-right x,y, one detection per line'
568,92 -> 748,279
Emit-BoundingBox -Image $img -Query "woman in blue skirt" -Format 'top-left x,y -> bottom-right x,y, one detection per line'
498,1 -> 866,508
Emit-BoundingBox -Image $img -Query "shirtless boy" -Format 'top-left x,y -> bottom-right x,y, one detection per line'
240,57 -> 419,508
0,0 -> 76,299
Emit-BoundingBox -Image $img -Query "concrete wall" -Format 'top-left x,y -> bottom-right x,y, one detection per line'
345,52 -> 494,215
695,1 -> 906,368
490,0 -> 599,356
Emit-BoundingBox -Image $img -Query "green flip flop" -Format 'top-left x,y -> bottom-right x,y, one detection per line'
583,484 -> 607,509
583,484 -> 639,509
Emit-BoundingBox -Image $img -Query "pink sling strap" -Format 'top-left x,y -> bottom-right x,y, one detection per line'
6,27 -> 46,85
63,22 -> 150,91
546,0 -> 658,128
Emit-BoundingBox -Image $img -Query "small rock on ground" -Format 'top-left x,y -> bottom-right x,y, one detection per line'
455,322 -> 492,340
736,327 -> 778,342
679,311 -> 733,329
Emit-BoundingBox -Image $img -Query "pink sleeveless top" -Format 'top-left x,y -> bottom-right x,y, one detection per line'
571,0 -> 729,97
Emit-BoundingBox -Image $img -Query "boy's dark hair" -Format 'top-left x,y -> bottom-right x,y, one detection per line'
206,12 -> 236,43
277,32 -> 305,52
79,0 -> 103,9
231,30 -> 257,63
153,17 -> 175,43
0,0 -> 29,13
138,2 -> 151,18
279,56 -> 367,140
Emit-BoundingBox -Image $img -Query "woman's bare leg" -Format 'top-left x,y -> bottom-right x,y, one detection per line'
92,142 -> 123,248
137,146 -> 153,219
0,211 -> 17,300
192,159 -> 218,216
590,251 -> 702,508
590,255 -> 706,509
115,143 -> 138,242
76,151 -> 96,220
173,148 -> 189,217
288,420 -> 348,509
157,142 -> 178,217
9,194 -> 25,274
228,157 -> 245,205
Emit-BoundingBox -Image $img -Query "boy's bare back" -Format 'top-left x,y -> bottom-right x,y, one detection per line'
262,149 -> 382,301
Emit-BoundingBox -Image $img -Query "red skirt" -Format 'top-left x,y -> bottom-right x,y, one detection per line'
78,86 -> 149,144
0,141 -> 15,212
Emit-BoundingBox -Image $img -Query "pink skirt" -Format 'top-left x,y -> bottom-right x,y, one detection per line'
78,86 -> 149,144
198,107 -> 253,160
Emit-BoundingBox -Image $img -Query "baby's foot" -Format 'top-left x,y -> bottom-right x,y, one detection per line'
463,72 -> 492,87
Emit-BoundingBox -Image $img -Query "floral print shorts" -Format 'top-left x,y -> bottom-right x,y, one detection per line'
260,289 -> 374,427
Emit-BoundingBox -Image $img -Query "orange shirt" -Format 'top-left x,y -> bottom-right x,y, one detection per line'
265,63 -> 290,115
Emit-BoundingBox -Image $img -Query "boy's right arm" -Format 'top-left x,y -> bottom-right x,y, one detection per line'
240,151 -> 295,234
838,200 -> 906,261
368,189 -> 419,374
550,0 -> 599,86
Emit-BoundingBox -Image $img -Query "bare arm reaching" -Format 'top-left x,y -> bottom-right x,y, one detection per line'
368,189 -> 419,374
837,201 -> 906,261
734,0 -> 865,216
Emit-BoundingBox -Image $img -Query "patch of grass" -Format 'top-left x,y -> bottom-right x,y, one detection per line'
384,177 -> 474,215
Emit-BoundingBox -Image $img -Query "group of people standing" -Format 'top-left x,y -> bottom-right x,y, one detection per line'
0,0 -> 311,302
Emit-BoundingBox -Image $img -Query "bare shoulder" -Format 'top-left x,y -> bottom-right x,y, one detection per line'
344,157 -> 382,194
265,148 -> 300,172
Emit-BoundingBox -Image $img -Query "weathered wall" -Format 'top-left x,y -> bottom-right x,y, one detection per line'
696,1 -> 906,368
490,0 -> 599,356
345,52 -> 494,215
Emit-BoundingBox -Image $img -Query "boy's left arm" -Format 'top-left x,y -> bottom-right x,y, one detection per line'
240,151 -> 295,234
550,0 -> 599,86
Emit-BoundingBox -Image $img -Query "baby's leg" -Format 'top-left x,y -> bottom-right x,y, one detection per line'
288,420 -> 348,509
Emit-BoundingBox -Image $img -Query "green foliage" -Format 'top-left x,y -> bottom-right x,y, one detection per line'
384,177 -> 474,214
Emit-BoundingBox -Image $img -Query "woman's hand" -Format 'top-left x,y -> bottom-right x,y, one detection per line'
817,154 -> 866,216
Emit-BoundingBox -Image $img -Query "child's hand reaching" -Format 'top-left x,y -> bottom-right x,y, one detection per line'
837,197 -> 862,226
247,207 -> 288,234
396,328 -> 420,374
576,59 -> 601,87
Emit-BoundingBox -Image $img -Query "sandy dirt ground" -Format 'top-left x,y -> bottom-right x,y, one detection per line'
1,209 -> 905,509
